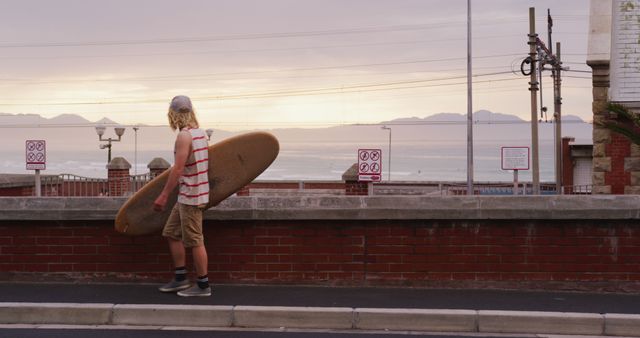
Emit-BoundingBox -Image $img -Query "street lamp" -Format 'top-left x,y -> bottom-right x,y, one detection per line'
381,126 -> 391,181
206,128 -> 214,141
133,126 -> 139,176
96,125 -> 125,163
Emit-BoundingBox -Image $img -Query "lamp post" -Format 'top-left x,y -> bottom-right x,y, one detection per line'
133,126 -> 139,176
95,125 -> 125,163
206,128 -> 214,141
381,126 -> 391,181
466,0 -> 474,196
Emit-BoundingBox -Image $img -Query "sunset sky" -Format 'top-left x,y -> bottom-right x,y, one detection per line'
0,0 -> 592,130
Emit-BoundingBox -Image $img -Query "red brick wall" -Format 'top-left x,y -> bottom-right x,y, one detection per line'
108,170 -> 130,196
0,181 -> 347,197
302,182 -> 345,189
249,182 -> 299,189
248,182 -> 345,190
0,187 -> 32,197
236,182 -> 347,196
605,133 -> 632,194
345,181 -> 368,196
1,219 -> 638,287
236,185 -> 251,196
0,185 -> 72,197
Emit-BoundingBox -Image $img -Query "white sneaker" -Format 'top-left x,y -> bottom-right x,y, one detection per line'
158,279 -> 191,293
177,285 -> 211,297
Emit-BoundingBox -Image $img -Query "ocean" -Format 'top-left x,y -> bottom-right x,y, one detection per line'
2,138 -> 561,183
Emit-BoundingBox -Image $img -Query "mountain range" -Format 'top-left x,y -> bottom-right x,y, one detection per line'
0,113 -> 118,126
0,110 -> 592,148
0,110 -> 587,126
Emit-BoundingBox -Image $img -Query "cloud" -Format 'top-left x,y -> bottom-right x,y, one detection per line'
0,0 -> 592,127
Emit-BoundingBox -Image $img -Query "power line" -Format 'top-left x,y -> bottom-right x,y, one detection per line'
0,23 -> 457,48
0,32 -> 588,62
0,77 -> 524,105
563,69 -> 591,74
0,15 -> 589,49
0,81 -> 545,114
3,53 -> 525,84
0,65 -> 517,103
0,71 -> 521,106
0,35 -> 531,61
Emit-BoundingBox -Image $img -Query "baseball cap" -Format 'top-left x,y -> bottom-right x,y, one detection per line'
170,95 -> 193,113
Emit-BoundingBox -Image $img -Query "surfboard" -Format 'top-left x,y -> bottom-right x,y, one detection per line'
114,131 -> 279,236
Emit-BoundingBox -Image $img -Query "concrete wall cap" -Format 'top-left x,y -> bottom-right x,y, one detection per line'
147,157 -> 171,170
342,163 -> 359,181
2,195 -> 640,221
106,157 -> 131,170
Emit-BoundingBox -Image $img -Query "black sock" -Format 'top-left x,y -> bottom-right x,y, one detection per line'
174,266 -> 187,282
197,275 -> 209,289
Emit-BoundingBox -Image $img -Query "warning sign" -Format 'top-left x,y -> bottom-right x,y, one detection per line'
501,146 -> 529,170
26,140 -> 46,170
358,149 -> 382,182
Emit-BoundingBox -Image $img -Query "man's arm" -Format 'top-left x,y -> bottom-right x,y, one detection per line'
153,130 -> 192,211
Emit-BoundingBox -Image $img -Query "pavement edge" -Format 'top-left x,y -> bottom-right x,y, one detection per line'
1,302 -> 640,336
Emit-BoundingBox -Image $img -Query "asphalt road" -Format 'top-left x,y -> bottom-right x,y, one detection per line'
2,282 -> 640,314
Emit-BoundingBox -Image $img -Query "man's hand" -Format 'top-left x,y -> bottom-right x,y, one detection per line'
153,192 -> 168,212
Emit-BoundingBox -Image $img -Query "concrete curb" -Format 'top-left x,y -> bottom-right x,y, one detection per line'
478,310 -> 604,335
605,314 -> 640,336
112,304 -> 233,327
0,303 -> 113,325
1,302 -> 639,336
355,308 -> 477,332
234,306 -> 353,329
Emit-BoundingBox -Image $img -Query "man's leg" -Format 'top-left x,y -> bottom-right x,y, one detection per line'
168,237 -> 186,268
159,206 -> 191,293
192,245 -> 208,277
176,245 -> 210,296
177,206 -> 211,296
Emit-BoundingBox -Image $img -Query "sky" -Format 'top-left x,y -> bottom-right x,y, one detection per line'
0,0 -> 592,130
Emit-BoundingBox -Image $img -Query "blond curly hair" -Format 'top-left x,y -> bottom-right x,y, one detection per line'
167,106 -> 199,131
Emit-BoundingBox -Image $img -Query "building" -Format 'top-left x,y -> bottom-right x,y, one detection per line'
588,0 -> 640,194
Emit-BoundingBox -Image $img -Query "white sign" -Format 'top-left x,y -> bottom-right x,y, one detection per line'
26,140 -> 46,170
358,148 -> 382,182
501,147 -> 529,171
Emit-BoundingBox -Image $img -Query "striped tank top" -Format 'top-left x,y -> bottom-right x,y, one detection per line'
178,128 -> 209,206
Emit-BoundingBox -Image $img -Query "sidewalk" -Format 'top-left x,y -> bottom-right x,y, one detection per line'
1,282 -> 640,336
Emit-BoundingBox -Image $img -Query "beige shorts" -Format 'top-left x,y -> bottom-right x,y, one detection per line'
162,203 -> 205,248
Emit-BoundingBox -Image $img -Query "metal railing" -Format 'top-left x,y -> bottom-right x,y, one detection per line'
24,176 -> 593,197
561,185 -> 593,195
39,173 -> 152,197
375,182 -> 593,196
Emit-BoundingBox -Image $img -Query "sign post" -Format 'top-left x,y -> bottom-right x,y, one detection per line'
358,149 -> 382,196
501,147 -> 529,195
26,140 -> 46,197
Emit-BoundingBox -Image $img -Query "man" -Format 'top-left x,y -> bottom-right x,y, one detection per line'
153,95 -> 211,297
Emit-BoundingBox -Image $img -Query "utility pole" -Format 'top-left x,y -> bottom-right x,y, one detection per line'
133,126 -> 139,176
553,42 -> 562,194
381,126 -> 392,181
528,7 -> 541,195
466,0 -> 474,196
